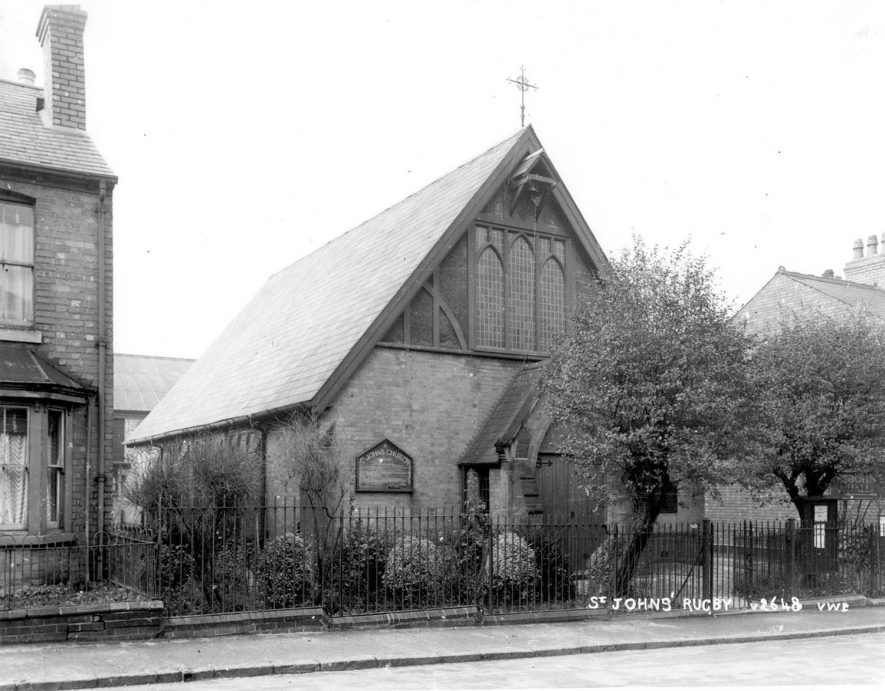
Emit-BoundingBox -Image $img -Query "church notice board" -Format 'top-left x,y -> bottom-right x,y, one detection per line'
355,440 -> 413,492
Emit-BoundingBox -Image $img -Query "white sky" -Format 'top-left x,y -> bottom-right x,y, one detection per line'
2,1 -> 885,359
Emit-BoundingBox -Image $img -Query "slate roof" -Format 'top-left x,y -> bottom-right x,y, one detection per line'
739,269 -> 885,331
132,129 -> 534,442
783,271 -> 885,320
460,363 -> 543,466
0,342 -> 88,395
114,354 -> 194,413
0,77 -> 115,179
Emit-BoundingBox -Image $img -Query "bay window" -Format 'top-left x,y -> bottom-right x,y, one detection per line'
0,404 -> 70,533
0,407 -> 28,529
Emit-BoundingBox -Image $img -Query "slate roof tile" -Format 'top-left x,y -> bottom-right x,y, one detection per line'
113,354 -> 195,413
132,129 -> 528,441
461,363 -> 543,466
0,78 -> 115,179
786,271 -> 885,320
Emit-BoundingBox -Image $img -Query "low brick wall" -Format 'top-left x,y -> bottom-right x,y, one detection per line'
160,607 -> 326,638
0,600 -> 164,644
329,606 -> 480,630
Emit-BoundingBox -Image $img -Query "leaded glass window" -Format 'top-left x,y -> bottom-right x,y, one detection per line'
539,258 -> 566,352
477,246 -> 505,348
507,236 -> 535,351
475,224 -> 568,353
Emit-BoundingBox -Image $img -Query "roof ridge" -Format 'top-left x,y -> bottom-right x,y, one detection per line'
266,128 -> 529,282
785,270 -> 885,292
114,353 -> 196,362
0,77 -> 41,90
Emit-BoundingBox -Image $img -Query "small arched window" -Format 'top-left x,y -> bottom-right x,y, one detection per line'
477,246 -> 505,348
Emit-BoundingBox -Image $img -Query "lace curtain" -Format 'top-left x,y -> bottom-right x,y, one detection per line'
0,408 -> 28,527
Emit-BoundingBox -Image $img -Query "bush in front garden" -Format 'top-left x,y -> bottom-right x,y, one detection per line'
524,527 -> 577,602
485,531 -> 538,605
210,541 -> 257,611
255,533 -> 314,608
382,535 -> 442,608
324,523 -> 389,614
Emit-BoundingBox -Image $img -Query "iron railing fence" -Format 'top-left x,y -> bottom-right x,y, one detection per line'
0,529 -> 158,610
128,504 -> 885,617
3,506 -> 883,615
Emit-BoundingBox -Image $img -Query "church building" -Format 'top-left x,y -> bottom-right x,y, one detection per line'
130,127 -> 609,518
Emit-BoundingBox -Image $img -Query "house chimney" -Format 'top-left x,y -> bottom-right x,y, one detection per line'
37,5 -> 88,130
16,68 -> 36,85
853,238 -> 865,259
822,269 -> 834,278
867,234 -> 879,256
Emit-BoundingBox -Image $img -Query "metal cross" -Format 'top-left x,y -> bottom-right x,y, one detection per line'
507,66 -> 539,128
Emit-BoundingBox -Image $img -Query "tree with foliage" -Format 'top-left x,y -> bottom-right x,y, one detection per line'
744,313 -> 885,514
543,238 -> 751,594
276,411 -> 349,596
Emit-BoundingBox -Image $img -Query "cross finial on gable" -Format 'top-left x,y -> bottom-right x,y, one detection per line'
507,66 -> 539,128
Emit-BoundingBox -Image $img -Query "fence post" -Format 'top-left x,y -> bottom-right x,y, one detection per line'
869,528 -> 880,597
609,523 -> 619,600
702,519 -> 713,603
785,518 -> 797,591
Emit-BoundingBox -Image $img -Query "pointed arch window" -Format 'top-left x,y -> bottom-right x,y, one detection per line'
474,224 -> 569,353
477,230 -> 505,348
507,236 -> 535,351
539,257 -> 566,352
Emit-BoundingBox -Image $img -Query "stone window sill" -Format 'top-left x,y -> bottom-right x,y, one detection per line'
0,327 -> 42,344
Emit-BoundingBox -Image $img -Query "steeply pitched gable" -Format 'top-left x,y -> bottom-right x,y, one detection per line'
132,127 -> 607,443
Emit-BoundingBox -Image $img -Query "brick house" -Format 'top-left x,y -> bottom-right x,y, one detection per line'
0,6 -> 115,541
702,236 -> 885,522
130,127 -> 610,519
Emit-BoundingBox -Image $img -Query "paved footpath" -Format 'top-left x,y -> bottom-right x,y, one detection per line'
2,603 -> 885,690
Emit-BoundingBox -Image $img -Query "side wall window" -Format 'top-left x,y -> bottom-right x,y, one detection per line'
46,409 -> 65,528
0,200 -> 35,325
0,405 -> 71,533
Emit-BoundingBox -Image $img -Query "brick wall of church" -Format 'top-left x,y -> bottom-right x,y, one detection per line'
264,346 -> 520,514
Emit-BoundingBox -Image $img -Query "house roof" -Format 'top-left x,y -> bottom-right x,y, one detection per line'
113,354 -> 194,413
738,269 -> 885,334
460,363 -> 543,466
0,342 -> 88,396
131,127 -> 605,443
0,78 -> 115,180
784,271 -> 885,320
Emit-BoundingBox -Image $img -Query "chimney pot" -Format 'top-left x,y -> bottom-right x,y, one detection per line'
16,68 -> 36,85
868,234 -> 880,256
853,238 -> 865,259
822,269 -> 835,278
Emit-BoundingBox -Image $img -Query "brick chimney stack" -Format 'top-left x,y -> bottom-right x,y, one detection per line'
37,5 -> 88,130
845,234 -> 885,287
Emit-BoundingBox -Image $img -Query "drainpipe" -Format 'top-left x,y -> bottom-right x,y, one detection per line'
84,395 -> 92,582
96,180 -> 108,542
